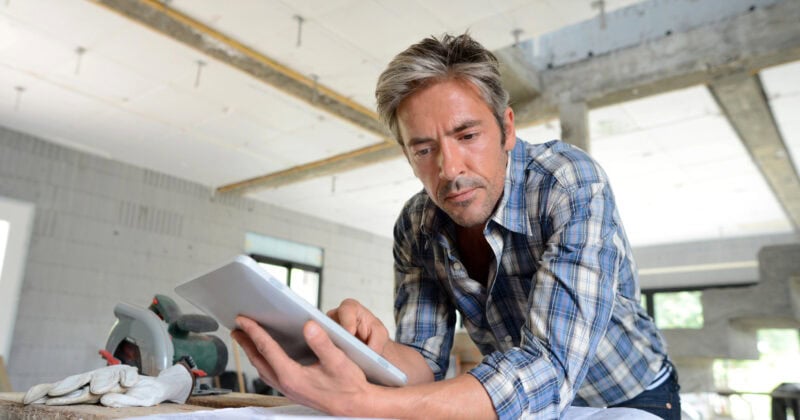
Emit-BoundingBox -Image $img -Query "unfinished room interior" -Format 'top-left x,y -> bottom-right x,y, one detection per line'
0,0 -> 798,419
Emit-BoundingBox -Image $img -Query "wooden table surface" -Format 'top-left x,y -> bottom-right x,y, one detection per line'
0,391 -> 292,419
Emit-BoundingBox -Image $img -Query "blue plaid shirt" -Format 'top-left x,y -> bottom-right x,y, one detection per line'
393,140 -> 668,419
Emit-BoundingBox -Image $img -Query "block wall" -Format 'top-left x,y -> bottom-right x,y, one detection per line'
0,125 -> 396,391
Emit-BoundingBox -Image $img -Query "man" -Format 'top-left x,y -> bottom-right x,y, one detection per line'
233,33 -> 680,419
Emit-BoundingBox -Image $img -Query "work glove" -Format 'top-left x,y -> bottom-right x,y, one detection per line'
100,363 -> 194,408
23,364 -> 139,405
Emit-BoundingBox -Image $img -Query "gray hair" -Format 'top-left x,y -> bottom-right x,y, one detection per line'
375,33 -> 510,145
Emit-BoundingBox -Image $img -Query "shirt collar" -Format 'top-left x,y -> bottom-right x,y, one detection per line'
490,139 -> 531,235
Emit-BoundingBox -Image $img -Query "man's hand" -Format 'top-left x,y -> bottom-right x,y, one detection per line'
326,298 -> 390,356
232,302 -> 492,419
232,316 -> 375,416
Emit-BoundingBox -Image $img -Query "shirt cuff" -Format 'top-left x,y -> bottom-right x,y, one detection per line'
468,350 -> 561,420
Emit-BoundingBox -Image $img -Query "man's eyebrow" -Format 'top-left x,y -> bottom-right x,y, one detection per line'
446,120 -> 482,136
407,120 -> 483,146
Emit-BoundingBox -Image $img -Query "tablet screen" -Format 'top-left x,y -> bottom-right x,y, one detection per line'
175,255 -> 407,387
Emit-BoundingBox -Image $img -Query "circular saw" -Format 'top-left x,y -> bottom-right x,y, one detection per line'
103,294 -> 228,379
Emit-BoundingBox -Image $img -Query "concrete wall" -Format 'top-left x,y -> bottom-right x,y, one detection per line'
0,125 -> 396,391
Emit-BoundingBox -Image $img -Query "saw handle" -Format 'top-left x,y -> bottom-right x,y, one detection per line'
99,349 -> 121,365
172,314 -> 219,335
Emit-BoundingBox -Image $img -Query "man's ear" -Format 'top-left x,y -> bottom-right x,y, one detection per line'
503,107 -> 516,151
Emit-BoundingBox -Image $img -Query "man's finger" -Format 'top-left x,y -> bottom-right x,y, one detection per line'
326,308 -> 340,323
231,329 -> 279,387
336,304 -> 359,336
235,316 -> 301,380
303,320 -> 348,369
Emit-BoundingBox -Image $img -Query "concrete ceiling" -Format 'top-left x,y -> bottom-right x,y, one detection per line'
0,0 -> 798,246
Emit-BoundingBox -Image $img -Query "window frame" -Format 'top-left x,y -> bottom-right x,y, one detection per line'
641,282 -> 755,328
250,253 -> 323,308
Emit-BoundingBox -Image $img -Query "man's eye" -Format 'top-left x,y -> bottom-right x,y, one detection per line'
462,133 -> 476,140
415,148 -> 431,157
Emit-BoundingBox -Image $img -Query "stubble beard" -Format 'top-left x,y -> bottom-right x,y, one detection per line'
436,176 -> 493,228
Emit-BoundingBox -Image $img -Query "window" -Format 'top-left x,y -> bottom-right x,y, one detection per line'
641,289 -> 704,329
713,329 -> 800,417
245,233 -> 323,308
253,256 -> 321,307
0,219 -> 8,278
654,291 -> 703,329
0,198 -> 35,360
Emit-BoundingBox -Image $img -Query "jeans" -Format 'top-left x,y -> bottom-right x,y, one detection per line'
609,364 -> 682,420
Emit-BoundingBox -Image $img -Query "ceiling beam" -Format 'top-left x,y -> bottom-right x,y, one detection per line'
709,73 -> 800,231
217,142 -> 403,193
514,0 -> 800,126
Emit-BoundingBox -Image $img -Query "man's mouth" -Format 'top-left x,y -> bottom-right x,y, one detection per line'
445,188 -> 476,203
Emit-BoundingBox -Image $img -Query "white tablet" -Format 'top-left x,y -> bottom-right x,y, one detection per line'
175,254 -> 408,387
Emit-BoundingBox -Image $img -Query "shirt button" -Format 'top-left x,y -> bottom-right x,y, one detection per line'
453,262 -> 463,271
504,335 -> 512,343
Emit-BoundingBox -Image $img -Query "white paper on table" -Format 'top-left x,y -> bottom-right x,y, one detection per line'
127,403 -> 659,420
126,404 -> 391,420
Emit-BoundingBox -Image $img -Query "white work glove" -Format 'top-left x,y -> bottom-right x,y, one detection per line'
100,363 -> 194,408
23,364 -> 139,405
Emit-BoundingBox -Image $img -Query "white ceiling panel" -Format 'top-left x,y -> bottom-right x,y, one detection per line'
0,15 -> 74,72
317,1 -> 444,64
462,2 -> 565,50
2,0 -> 124,50
761,61 -> 800,177
411,0 -> 519,27
590,86 -> 720,139
192,111 -> 281,152
125,84 -> 222,128
45,52 -> 157,104
251,156 -> 420,237
592,91 -> 792,246
516,119 -> 561,145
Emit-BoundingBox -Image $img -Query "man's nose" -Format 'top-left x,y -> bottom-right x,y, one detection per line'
438,139 -> 465,180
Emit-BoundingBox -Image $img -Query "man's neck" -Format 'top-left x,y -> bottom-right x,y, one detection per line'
455,224 -> 493,286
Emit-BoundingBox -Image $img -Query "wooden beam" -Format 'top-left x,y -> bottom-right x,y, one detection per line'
0,356 -> 11,392
90,0 -> 390,139
217,142 -> 403,193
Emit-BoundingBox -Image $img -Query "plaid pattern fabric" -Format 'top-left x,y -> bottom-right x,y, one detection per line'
393,140 -> 668,419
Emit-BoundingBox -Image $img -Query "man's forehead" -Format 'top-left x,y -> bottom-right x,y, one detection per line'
397,80 -> 490,129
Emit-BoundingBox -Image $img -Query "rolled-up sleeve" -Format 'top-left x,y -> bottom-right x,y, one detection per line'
470,181 -> 622,419
393,205 -> 456,380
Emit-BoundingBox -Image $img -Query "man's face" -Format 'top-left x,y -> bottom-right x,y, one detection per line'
397,79 -> 516,228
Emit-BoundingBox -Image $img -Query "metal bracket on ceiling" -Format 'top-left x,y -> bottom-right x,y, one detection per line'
75,46 -> 86,75
294,15 -> 305,47
512,28 -> 524,48
195,60 -> 206,88
591,0 -> 607,30
13,86 -> 24,111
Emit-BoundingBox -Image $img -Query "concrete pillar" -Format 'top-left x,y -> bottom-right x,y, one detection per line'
558,99 -> 590,153
672,358 -> 716,393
